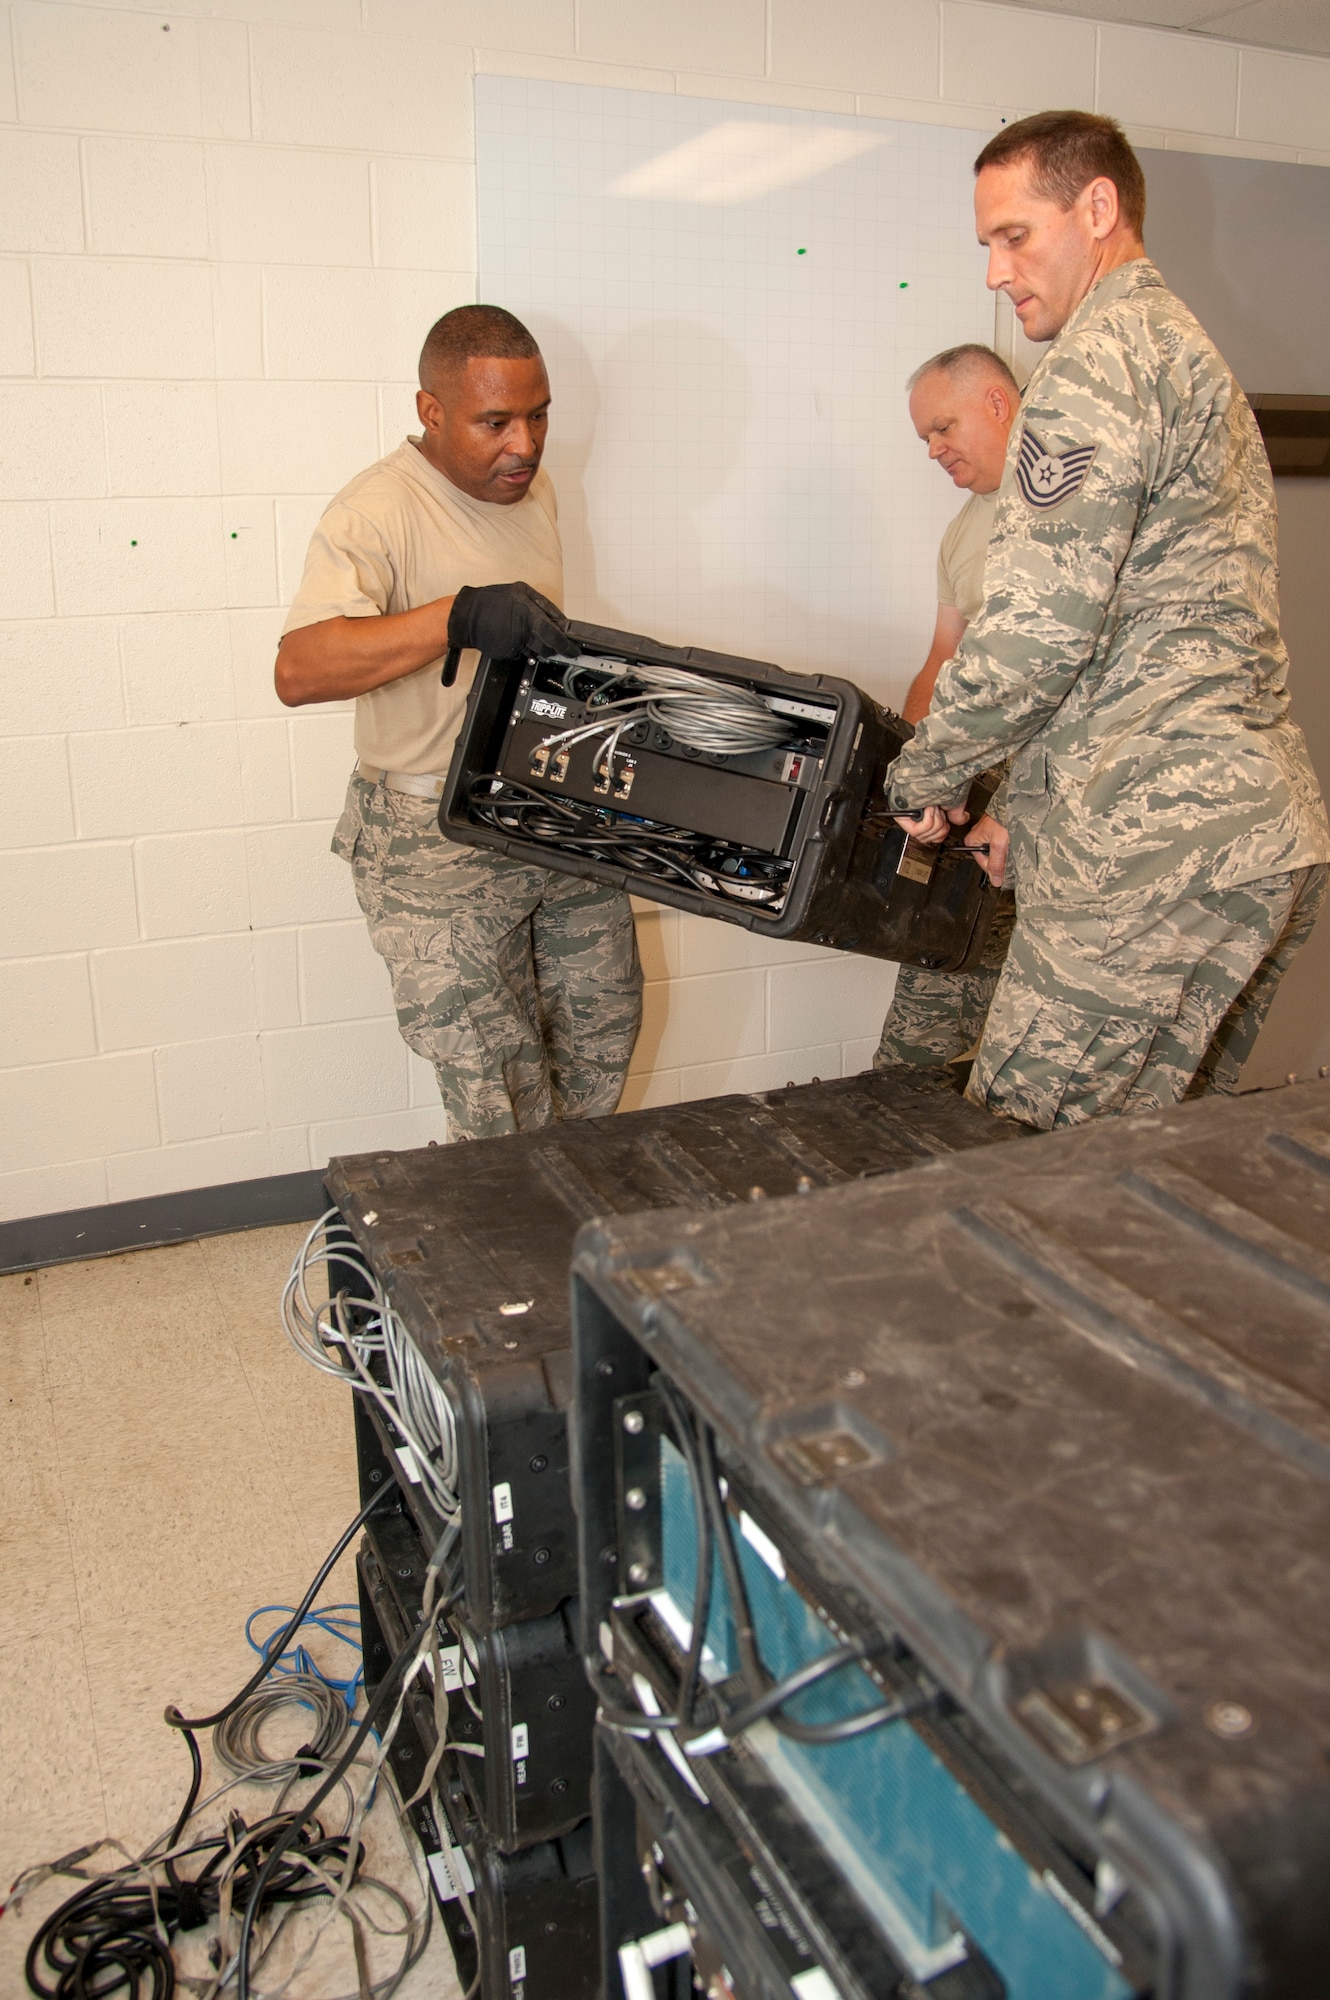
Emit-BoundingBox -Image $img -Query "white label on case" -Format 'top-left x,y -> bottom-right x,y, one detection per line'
511,1723 -> 529,1759
791,1970 -> 840,2000
493,1481 -> 514,1524
427,1844 -> 476,1902
740,1509 -> 786,1579
509,1945 -> 527,1983
438,1645 -> 475,1692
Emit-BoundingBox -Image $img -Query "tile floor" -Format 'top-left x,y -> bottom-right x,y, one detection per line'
0,1222 -> 461,1998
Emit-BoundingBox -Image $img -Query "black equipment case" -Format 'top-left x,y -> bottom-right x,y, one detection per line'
358,1537 -> 600,2000
571,1078 -> 1330,2000
327,1067 -> 1022,1639
437,618 -> 997,970
354,1472 -> 597,1851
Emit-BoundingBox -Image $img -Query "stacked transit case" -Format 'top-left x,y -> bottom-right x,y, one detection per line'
330,1066 -> 1023,1998
570,1077 -> 1330,2000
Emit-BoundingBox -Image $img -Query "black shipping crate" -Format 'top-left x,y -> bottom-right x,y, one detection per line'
360,1496 -> 597,1851
358,1540 -> 599,2000
571,1078 -> 1330,2000
327,1066 -> 1023,1635
438,618 -> 997,969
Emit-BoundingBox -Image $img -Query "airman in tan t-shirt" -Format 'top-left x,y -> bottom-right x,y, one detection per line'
282,441 -> 562,777
274,306 -> 641,1142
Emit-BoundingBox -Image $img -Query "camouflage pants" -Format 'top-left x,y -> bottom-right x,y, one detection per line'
967,864 -> 1328,1130
873,893 -> 1017,1068
334,775 -> 642,1141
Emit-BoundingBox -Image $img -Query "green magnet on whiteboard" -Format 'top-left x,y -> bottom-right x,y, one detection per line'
130,539 -> 137,545
231,531 -> 238,539
900,281 -> 909,288
797,247 -> 806,255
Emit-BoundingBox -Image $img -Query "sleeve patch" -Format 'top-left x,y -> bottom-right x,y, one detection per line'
1016,427 -> 1099,510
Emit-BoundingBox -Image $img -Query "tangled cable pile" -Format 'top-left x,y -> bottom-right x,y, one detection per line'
281,1210 -> 460,1518
19,1797 -> 403,2000
7,1494 -> 471,2000
467,779 -> 793,908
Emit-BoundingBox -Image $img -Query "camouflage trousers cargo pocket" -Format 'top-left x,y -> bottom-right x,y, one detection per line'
336,775 -> 642,1141
873,891 -> 1017,1068
968,863 -> 1328,1130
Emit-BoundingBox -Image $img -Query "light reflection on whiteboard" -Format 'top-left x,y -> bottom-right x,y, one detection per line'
610,122 -> 886,206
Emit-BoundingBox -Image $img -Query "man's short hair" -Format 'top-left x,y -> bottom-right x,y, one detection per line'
906,343 -> 1019,397
974,111 -> 1146,237
418,304 -> 542,389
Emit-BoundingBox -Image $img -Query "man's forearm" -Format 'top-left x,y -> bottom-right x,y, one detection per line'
903,606 -> 968,726
903,645 -> 950,725
275,598 -> 456,707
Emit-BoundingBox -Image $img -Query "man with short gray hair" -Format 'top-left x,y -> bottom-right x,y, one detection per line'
875,341 -> 1019,1070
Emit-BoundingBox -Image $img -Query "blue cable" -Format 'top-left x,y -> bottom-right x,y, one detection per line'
245,1601 -> 365,1714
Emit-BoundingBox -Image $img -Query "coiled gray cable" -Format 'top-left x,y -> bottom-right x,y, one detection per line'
546,656 -> 793,776
213,1670 -> 351,1780
281,1211 -> 460,1518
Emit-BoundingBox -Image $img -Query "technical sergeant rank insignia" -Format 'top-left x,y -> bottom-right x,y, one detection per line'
1016,427 -> 1098,510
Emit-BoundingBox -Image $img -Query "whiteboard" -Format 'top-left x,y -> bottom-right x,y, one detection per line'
476,78 -> 994,713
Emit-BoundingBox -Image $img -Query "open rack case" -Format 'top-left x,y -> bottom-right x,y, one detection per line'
438,619 -> 997,970
572,1077 -> 1330,2000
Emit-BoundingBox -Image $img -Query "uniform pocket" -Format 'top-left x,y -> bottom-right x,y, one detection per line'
1003,747 -> 1051,894
330,774 -> 368,863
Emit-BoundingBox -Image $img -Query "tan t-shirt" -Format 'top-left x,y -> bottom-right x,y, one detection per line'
936,488 -> 998,626
281,438 -> 563,776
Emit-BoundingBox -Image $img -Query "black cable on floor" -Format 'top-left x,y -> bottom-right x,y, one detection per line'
19,1484 -> 419,2000
233,1598 -> 438,2000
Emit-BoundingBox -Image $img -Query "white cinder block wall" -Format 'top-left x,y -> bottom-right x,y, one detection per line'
1,0 -> 1327,1222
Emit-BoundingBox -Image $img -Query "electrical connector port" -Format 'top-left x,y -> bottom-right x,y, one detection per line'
613,762 -> 637,802
593,757 -> 612,796
530,744 -> 552,778
552,748 -> 570,783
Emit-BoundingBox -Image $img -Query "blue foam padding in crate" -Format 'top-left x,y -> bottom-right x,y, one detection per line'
659,1441 -> 1134,1998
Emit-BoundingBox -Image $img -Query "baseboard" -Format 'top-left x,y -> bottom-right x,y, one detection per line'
0,1170 -> 330,1277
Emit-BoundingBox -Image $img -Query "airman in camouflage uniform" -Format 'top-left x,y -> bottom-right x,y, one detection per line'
885,114 -> 1330,1128
333,779 -> 641,1140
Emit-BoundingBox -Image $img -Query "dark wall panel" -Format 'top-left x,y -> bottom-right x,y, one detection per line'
1141,148 -> 1330,395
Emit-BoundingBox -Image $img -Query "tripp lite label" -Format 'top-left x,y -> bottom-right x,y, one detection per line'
528,696 -> 568,720
508,1945 -> 527,1985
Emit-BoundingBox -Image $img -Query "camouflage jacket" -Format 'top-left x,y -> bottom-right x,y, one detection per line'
884,259 -> 1330,914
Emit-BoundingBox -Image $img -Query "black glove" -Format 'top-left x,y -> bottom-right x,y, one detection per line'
447,582 -> 570,664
